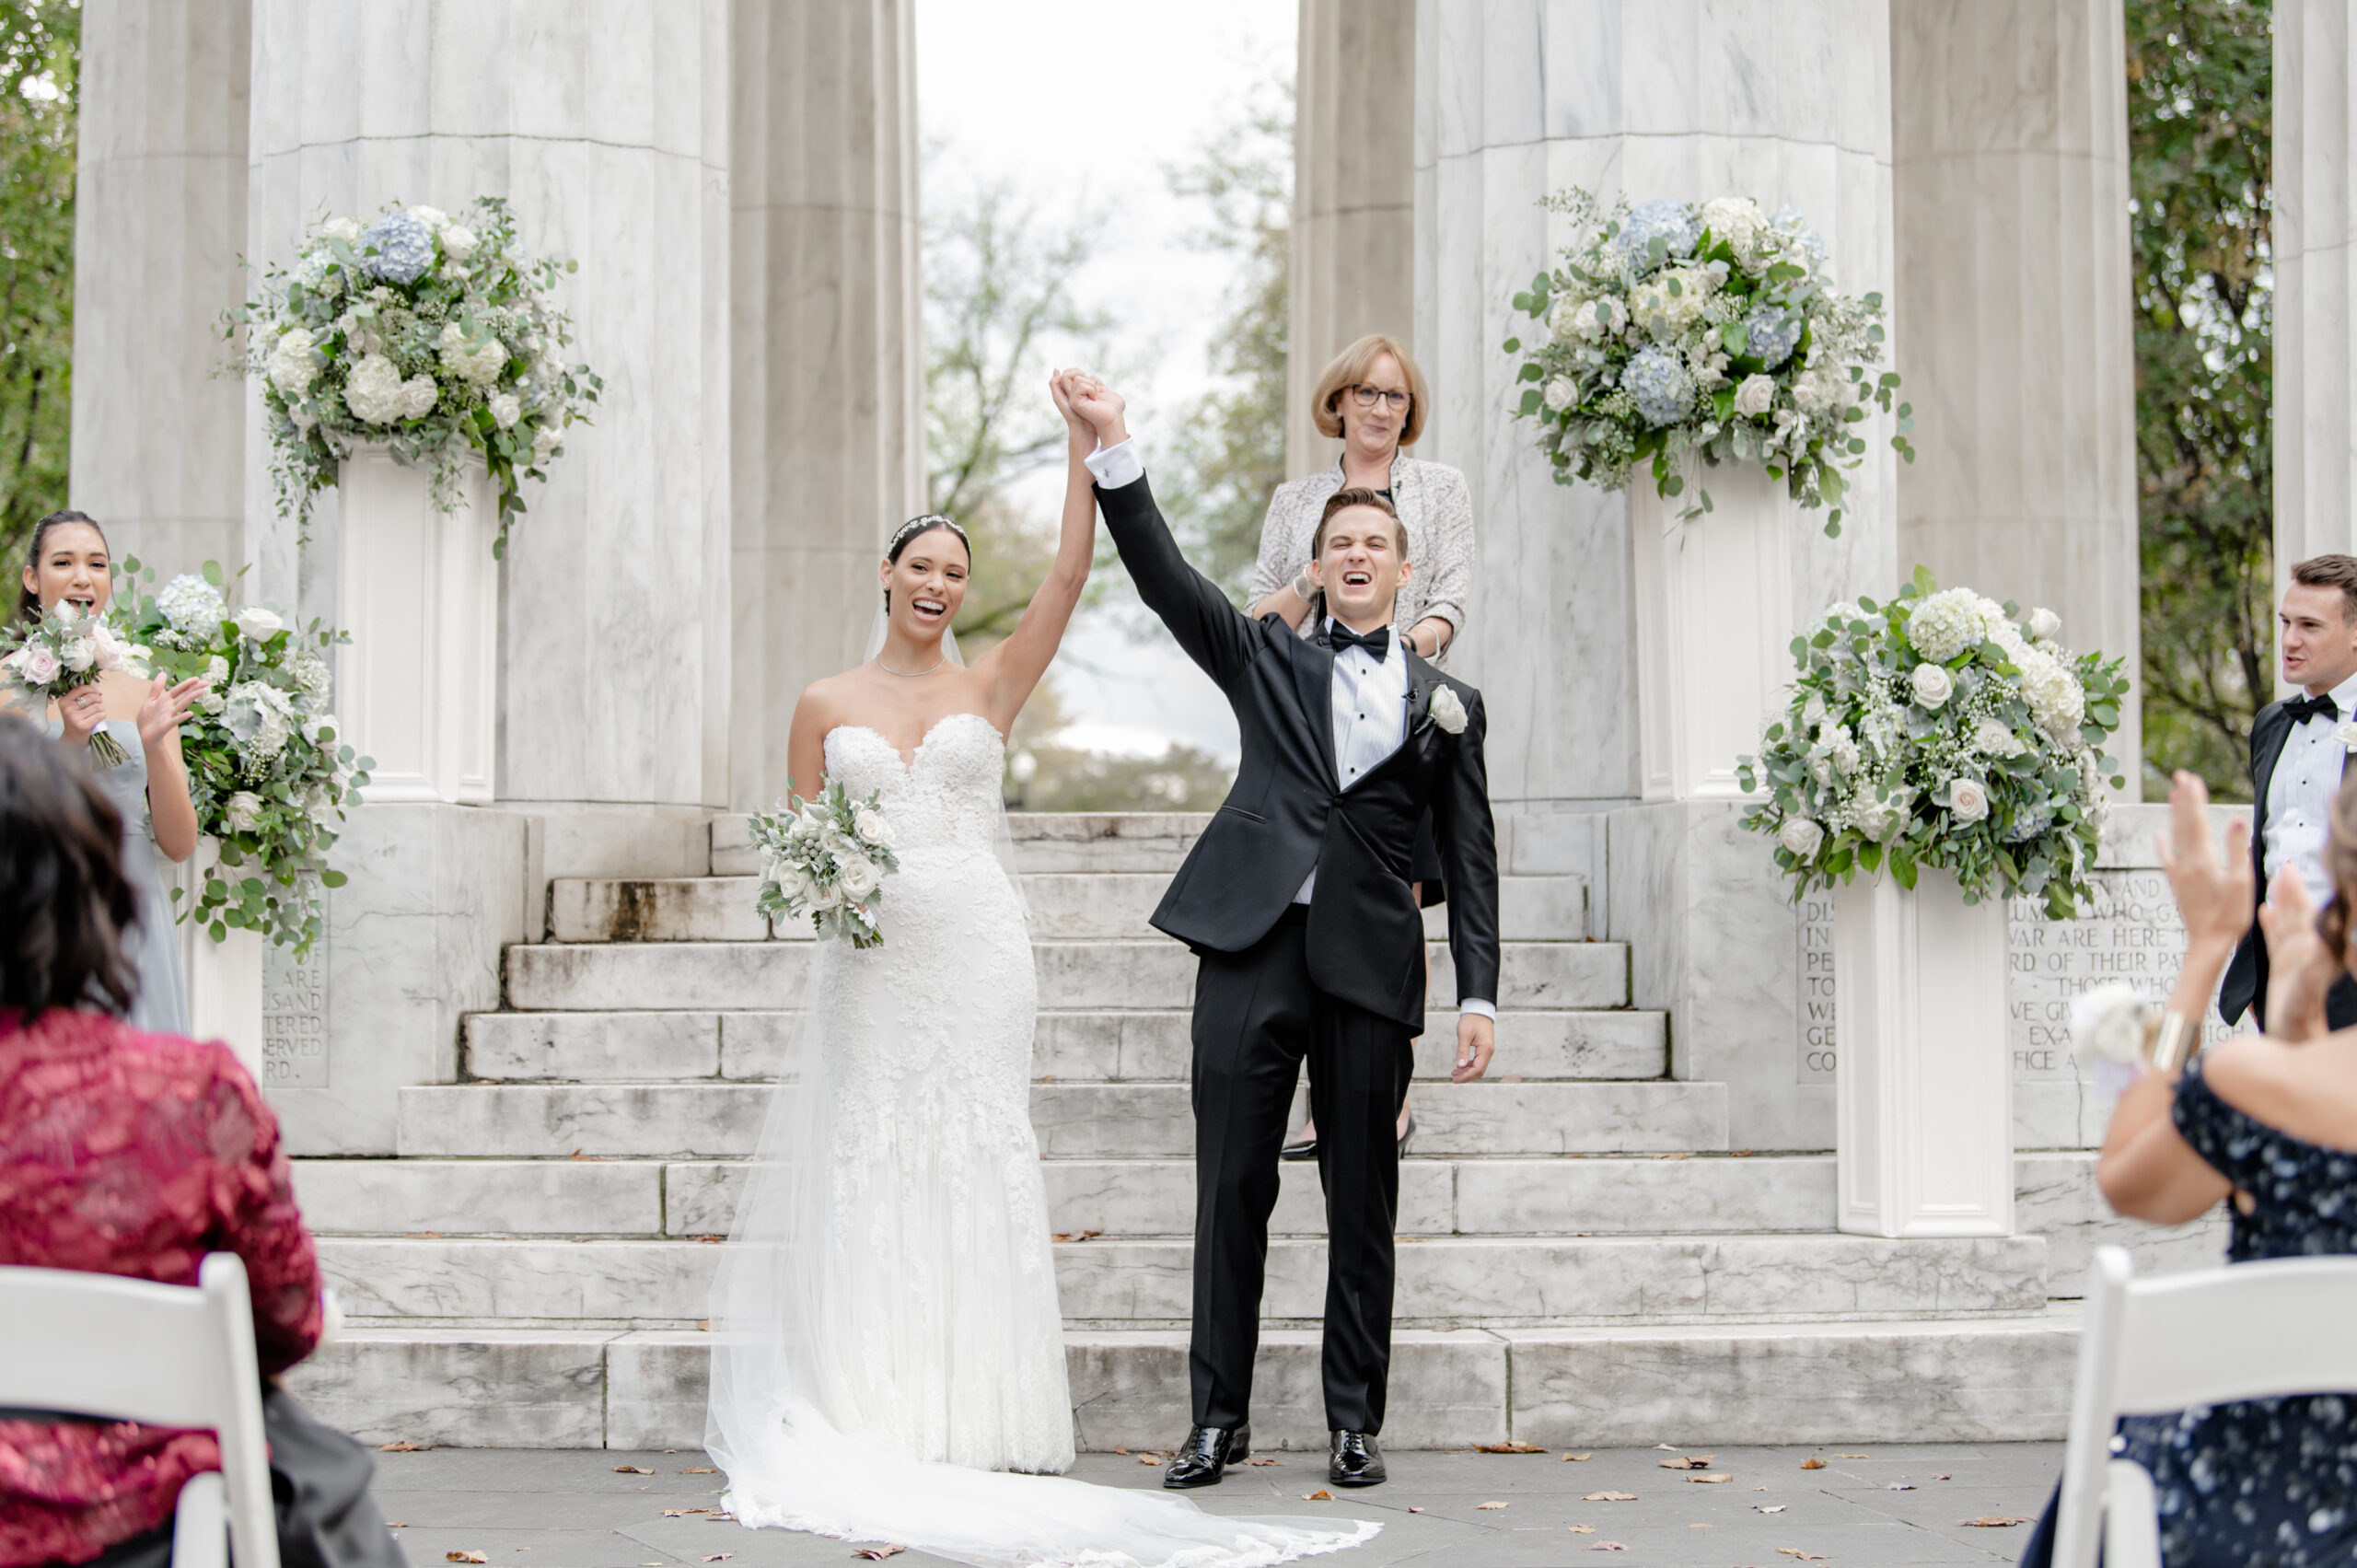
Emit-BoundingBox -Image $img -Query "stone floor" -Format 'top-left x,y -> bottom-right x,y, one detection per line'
373,1442 -> 2061,1566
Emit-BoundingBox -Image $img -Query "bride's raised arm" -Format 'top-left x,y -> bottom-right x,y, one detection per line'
976,372 -> 1099,726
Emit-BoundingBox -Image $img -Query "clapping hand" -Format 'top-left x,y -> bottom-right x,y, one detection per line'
134,673 -> 208,752
2259,868 -> 2340,1040
2154,770 -> 2254,951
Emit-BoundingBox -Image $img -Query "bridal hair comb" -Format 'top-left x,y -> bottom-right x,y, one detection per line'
888,514 -> 970,556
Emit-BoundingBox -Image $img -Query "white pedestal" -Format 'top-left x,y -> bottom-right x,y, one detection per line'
186,922 -> 264,1084
1833,866 -> 2015,1237
335,446 -> 497,804
1631,461 -> 1795,801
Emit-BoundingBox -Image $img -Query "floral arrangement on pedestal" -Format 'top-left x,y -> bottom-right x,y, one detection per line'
116,558 -> 374,956
748,781 -> 900,949
236,197 -> 602,555
1736,569 -> 2130,921
1506,189 -> 1915,536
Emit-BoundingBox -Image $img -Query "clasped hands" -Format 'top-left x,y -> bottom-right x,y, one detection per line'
2158,770 -> 2340,1041
1050,368 -> 1126,453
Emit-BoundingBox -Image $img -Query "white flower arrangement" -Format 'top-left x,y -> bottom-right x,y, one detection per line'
748,778 -> 900,949
0,601 -> 149,766
1737,569 -> 2130,921
116,557 -> 374,956
1428,685 -> 1469,734
235,197 -> 602,556
1507,190 -> 1916,536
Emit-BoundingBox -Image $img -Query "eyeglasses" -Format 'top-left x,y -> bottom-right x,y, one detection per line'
1347,384 -> 1411,413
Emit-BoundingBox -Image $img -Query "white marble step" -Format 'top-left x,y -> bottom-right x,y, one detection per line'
393,1079 -> 1725,1159
462,1006 -> 1666,1084
503,938 -> 1630,1012
284,1311 -> 2081,1451
714,812 -> 1216,877
314,1230 -> 2047,1326
549,872 -> 1589,944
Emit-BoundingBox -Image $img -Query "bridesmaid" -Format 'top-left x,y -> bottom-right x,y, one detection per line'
15,510 -> 207,1033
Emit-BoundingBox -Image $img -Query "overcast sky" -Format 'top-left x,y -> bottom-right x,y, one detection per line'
916,0 -> 1295,762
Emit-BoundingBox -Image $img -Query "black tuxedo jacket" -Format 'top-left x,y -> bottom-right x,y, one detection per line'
1098,473 -> 1502,1029
2221,698 -> 2340,1026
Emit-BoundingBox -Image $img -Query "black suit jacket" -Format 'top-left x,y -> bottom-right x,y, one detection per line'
2221,699 -> 2339,1026
1098,473 -> 1502,1029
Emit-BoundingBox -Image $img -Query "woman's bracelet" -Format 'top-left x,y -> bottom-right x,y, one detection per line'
1291,567 -> 1316,602
2145,1009 -> 2200,1074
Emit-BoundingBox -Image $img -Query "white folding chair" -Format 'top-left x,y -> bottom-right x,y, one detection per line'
2054,1245 -> 2357,1568
0,1253 -> 280,1568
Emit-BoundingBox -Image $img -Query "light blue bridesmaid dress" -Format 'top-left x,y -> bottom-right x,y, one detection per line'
45,716 -> 190,1033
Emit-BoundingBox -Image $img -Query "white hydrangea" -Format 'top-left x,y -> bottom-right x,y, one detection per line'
1907,589 -> 1991,664
406,204 -> 449,233
223,681 -> 296,764
343,353 -> 438,424
531,424 -> 561,464
1821,725 -> 1861,779
1631,264 -> 1717,341
1698,196 -> 1770,261
437,322 -> 507,388
156,575 -> 228,641
321,216 -> 364,246
266,329 -> 319,397
335,310 -> 384,355
2019,649 -> 2086,738
286,649 -> 331,705
1791,366 -> 1846,415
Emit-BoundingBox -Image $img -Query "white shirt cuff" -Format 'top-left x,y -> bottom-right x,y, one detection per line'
1085,437 -> 1144,490
1460,998 -> 1496,1021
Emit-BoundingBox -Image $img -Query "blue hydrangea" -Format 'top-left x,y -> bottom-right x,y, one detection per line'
1770,205 -> 1829,269
1612,200 -> 1699,274
1623,345 -> 1694,426
361,211 -> 435,285
1744,303 -> 1805,368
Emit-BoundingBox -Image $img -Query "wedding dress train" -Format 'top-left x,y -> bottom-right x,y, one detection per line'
706,713 -> 1378,1568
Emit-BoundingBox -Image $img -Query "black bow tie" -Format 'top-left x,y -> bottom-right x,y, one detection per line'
2287,693 -> 2341,726
1327,623 -> 1390,659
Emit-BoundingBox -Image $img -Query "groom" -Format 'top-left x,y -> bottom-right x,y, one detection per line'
1065,377 -> 1500,1491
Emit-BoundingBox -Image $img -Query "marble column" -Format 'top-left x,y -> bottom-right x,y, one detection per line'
1288,0 -> 1415,477
729,0 -> 923,810
69,0 -> 251,578
1891,0 -> 2142,793
1417,0 -> 1898,1151
2277,2 -> 2357,579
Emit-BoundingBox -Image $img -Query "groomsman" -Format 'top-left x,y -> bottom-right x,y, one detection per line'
2221,554 -> 2357,1031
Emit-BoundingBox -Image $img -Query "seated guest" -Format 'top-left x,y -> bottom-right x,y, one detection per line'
2018,768 -> 2357,1567
0,723 -> 401,1568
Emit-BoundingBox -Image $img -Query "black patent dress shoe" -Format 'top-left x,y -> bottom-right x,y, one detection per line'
1163,1423 -> 1250,1489
1280,1130 -> 1318,1162
1329,1429 -> 1387,1486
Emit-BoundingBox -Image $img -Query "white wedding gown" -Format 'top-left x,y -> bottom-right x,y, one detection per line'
706,713 -> 1379,1568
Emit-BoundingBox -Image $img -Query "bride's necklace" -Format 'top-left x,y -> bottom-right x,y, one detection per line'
877,653 -> 947,677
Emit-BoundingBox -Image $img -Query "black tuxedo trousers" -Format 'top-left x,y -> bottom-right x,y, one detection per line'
1190,906 -> 1414,1434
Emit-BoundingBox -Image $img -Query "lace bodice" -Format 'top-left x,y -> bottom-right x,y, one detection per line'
823,714 -> 1006,856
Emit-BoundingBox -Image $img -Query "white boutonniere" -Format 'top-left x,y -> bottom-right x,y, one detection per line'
2336,721 -> 2357,753
1427,685 -> 1469,735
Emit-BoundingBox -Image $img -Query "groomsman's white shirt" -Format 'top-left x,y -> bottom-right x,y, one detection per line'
2265,669 -> 2357,904
1086,437 -> 1494,1022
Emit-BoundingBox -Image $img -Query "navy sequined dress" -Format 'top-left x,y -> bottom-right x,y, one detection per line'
2025,1057 -> 2357,1566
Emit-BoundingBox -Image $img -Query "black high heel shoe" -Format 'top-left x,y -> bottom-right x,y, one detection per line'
1397,1112 -> 1416,1157
1280,1129 -> 1318,1162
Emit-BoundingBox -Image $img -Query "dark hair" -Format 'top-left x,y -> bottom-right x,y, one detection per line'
1312,487 -> 1408,558
882,514 -> 972,611
0,718 -> 140,1022
18,509 -> 108,627
2293,554 -> 2357,624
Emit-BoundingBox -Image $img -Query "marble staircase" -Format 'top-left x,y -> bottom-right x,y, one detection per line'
284,813 -> 2208,1451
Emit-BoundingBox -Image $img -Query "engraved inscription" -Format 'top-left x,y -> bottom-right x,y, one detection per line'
262,942 -> 329,1087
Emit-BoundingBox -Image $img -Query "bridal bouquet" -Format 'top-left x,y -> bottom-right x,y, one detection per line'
1737,569 -> 2129,921
236,196 -> 602,554
1506,189 -> 1914,535
749,782 -> 900,948
116,558 -> 372,956
0,600 -> 149,766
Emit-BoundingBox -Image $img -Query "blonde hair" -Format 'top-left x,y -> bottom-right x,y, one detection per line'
1310,333 -> 1429,447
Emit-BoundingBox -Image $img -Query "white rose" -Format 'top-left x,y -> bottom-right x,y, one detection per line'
1973,715 -> 2027,757
406,204 -> 448,232
1732,373 -> 1775,418
531,424 -> 562,463
837,855 -> 882,901
2026,607 -> 2062,643
1543,377 -> 1576,412
321,216 -> 363,245
236,606 -> 284,640
89,626 -> 128,672
222,790 -> 266,832
2068,982 -> 2149,1065
853,807 -> 890,846
439,224 -> 478,260
59,637 -> 93,673
2338,722 -> 2357,755
1427,685 -> 1469,734
488,392 -> 521,429
1947,778 -> 1991,823
1910,662 -> 1954,710
1778,817 -> 1826,859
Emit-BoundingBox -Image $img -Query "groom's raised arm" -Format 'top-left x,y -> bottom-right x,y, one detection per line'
1085,441 -> 1260,692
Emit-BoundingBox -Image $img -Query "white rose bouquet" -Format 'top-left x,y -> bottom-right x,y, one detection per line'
748,779 -> 900,949
1736,569 -> 2130,921
1507,189 -> 1916,537
234,196 -> 602,556
115,556 -> 373,956
0,600 -> 149,766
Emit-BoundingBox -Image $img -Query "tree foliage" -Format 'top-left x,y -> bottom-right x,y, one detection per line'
2129,0 -> 2272,798
0,0 -> 75,569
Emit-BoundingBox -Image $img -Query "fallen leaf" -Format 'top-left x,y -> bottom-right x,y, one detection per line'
446,1555 -> 487,1564
1733,1148 -> 1756,1156
1114,1446 -> 1130,1455
662,1508 -> 710,1516
679,1466 -> 718,1474
695,1234 -> 724,1244
612,1465 -> 654,1475
1583,1491 -> 1637,1503
1138,1456 -> 1157,1465
1654,1151 -> 1688,1159
1658,1454 -> 1717,1469
1887,1481 -> 1915,1491
1587,1545 -> 1628,1553
1688,1473 -> 1733,1484
1562,1451 -> 1593,1461
851,1549 -> 906,1562
1051,1230 -> 1103,1243
1835,1452 -> 1868,1459
1304,1490 -> 1334,1502
1474,1501 -> 1509,1510
1688,1522 -> 1713,1528
1243,1458 -> 1283,1467
1933,1473 -> 1952,1481
1476,1442 -> 1547,1454
1407,1506 -> 1424,1514
1799,1457 -> 1827,1469
1755,1504 -> 1787,1514
405,1231 -> 442,1239
1569,1524 -> 1596,1534
378,1439 -> 433,1452
1039,1074 -> 1055,1083
1963,1516 -> 2030,1527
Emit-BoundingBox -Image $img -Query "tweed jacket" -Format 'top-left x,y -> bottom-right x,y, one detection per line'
1247,454 -> 1475,664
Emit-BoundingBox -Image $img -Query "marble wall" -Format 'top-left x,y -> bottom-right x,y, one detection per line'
69,0 -> 251,579
245,0 -> 733,808
2277,0 -> 2357,582
1413,0 -> 1900,810
1288,0 -> 1416,479
1890,0 -> 2142,792
728,0 -> 923,810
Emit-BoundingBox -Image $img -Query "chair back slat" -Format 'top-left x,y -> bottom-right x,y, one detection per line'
2112,1258 -> 2357,1411
0,1266 -> 233,1427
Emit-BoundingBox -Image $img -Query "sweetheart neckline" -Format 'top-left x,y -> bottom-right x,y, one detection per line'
826,712 -> 1005,772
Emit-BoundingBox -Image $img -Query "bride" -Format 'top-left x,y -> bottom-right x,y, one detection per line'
705,374 -> 1379,1568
